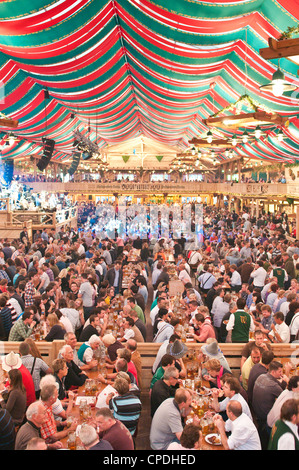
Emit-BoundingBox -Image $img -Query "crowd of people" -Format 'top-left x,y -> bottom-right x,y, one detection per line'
0,202 -> 298,451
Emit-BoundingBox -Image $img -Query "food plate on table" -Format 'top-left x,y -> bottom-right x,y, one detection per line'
205,433 -> 222,446
197,386 -> 212,396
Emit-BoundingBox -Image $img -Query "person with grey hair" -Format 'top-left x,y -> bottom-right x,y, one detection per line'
26,437 -> 48,450
39,383 -> 77,446
60,343 -> 88,390
77,334 -> 102,365
93,407 -> 134,450
150,365 -> 180,417
15,401 -> 49,450
78,423 -> 113,450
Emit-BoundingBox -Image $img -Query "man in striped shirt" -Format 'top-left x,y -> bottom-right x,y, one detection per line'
107,377 -> 142,437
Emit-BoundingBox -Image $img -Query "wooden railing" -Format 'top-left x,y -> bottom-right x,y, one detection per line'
26,181 -> 296,197
1,341 -> 298,390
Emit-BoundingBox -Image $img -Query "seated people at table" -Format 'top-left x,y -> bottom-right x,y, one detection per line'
151,334 -> 181,374
192,312 -> 216,343
150,388 -> 193,450
240,346 -> 261,391
150,366 -> 180,418
167,422 -> 202,451
126,309 -> 146,342
79,314 -> 101,342
106,377 -> 142,437
213,400 -> 261,451
39,373 -> 75,423
15,401 -> 47,451
150,353 -> 175,391
39,383 -> 77,446
116,348 -> 138,385
268,311 -> 290,343
44,313 -> 66,341
0,409 -> 15,450
119,315 -> 144,343
59,344 -> 88,390
268,399 -> 299,450
77,334 -> 102,366
211,375 -> 252,421
0,369 -> 27,426
102,334 -> 125,365
94,407 -> 134,450
78,423 -> 113,450
1,351 -> 36,408
8,307 -> 36,342
200,339 -> 231,373
202,358 -> 232,389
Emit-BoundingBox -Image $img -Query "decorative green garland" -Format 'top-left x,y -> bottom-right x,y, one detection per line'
280,25 -> 299,40
211,94 -> 273,118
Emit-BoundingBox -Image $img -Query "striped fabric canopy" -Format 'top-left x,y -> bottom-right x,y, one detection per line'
0,0 -> 299,165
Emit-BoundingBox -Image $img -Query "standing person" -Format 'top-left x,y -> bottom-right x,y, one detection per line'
267,376 -> 299,429
19,341 -> 52,399
268,399 -> 299,450
78,272 -> 97,321
213,400 -> 261,450
251,360 -> 288,449
226,297 -> 255,343
105,260 -> 123,295
247,349 -> 275,405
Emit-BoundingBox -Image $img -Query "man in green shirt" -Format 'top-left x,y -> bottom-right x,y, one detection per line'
8,308 -> 36,341
150,354 -> 175,390
127,297 -> 145,323
226,297 -> 254,343
268,399 -> 299,450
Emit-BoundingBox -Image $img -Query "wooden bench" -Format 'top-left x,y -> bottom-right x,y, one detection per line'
1,341 -> 298,390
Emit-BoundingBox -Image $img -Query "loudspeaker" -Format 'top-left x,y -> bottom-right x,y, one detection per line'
68,151 -> 81,175
37,139 -> 55,171
2,159 -> 14,187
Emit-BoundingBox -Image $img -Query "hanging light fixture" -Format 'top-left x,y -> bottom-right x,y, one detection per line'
231,134 -> 238,146
259,61 -> 297,97
206,130 -> 213,143
242,130 -> 249,143
277,128 -> 284,142
254,125 -> 262,139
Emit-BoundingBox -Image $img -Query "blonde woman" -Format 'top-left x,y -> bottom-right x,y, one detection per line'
44,313 -> 66,341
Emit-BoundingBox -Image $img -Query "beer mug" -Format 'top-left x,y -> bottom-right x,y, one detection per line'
67,431 -> 77,450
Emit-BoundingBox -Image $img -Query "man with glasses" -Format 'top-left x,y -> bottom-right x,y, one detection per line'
150,366 -> 181,417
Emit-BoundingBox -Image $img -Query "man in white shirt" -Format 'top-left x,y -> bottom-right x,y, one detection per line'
250,260 -> 268,289
268,312 -> 290,343
229,265 -> 242,292
211,375 -> 252,420
214,400 -> 261,450
178,264 -> 192,285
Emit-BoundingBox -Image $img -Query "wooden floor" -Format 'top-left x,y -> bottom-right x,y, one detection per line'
135,269 -> 154,450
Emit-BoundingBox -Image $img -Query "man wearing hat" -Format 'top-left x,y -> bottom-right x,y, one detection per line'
200,339 -> 232,374
1,351 -> 36,407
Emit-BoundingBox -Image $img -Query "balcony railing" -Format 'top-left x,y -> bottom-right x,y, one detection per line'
24,181 -> 296,197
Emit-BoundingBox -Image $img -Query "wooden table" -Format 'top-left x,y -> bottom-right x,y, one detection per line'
59,369 -> 105,449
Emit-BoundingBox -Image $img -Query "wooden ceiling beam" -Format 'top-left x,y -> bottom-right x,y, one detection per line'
259,37 -> 299,60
